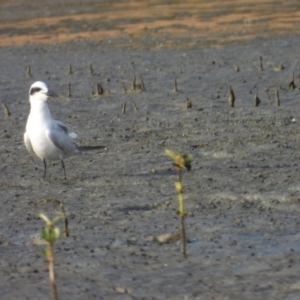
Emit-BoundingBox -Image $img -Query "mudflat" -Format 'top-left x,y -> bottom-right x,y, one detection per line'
1,1 -> 300,299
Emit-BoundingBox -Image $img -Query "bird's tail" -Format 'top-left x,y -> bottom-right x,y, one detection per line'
78,145 -> 107,151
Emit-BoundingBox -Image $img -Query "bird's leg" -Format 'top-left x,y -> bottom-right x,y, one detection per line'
61,159 -> 66,179
43,159 -> 47,179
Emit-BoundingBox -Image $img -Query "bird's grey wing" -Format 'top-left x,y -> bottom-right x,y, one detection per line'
55,120 -> 78,139
55,121 -> 67,131
24,131 -> 34,154
46,127 -> 79,155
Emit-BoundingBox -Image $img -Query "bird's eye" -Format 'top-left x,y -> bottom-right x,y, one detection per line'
30,87 -> 41,95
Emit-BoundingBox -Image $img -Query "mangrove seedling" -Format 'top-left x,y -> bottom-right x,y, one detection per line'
40,213 -> 62,300
165,149 -> 193,258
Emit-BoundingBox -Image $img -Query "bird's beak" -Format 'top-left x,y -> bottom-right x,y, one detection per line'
46,90 -> 58,98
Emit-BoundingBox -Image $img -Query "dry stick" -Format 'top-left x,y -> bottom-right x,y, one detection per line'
140,76 -> 145,91
60,201 -> 69,238
288,72 -> 296,90
122,82 -> 127,94
1,103 -> 11,117
89,64 -> 94,75
26,65 -> 33,77
67,64 -> 73,75
186,98 -> 192,109
173,79 -> 178,92
96,83 -> 104,96
254,93 -> 261,107
265,89 -> 271,105
122,102 -> 127,114
275,89 -> 280,106
258,56 -> 264,71
228,86 -> 235,107
67,82 -> 72,97
131,101 -> 138,112
132,75 -> 136,90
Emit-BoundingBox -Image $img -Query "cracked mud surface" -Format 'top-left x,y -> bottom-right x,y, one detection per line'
1,1 -> 300,300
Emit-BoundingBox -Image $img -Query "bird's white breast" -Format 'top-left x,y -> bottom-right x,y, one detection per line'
26,103 -> 62,161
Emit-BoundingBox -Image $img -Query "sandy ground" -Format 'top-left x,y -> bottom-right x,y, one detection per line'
1,0 -> 300,48
2,1 -> 300,300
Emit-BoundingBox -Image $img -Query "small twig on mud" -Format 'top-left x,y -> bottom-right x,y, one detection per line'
122,102 -> 127,114
60,201 -> 69,238
275,89 -> 280,106
89,64 -> 94,75
26,65 -> 33,77
288,72 -> 296,90
265,89 -> 271,105
96,83 -> 104,96
67,82 -> 72,97
132,75 -> 136,91
258,56 -> 264,71
140,76 -> 145,91
228,86 -> 235,107
186,98 -> 192,109
173,79 -> 178,93
67,64 -> 73,75
253,93 -> 261,107
1,103 -> 11,117
131,101 -> 138,112
122,82 -> 127,94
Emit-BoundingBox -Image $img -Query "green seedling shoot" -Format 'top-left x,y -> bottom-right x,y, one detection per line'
40,213 -> 61,300
165,149 -> 192,258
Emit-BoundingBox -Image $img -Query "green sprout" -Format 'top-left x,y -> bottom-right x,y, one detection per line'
165,149 -> 192,258
40,213 -> 61,300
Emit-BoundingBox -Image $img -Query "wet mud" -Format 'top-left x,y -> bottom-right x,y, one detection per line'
1,1 -> 300,299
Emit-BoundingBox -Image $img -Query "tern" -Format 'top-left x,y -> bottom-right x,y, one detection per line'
24,81 -> 105,179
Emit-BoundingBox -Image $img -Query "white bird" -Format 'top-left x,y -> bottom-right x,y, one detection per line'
24,81 -> 105,179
